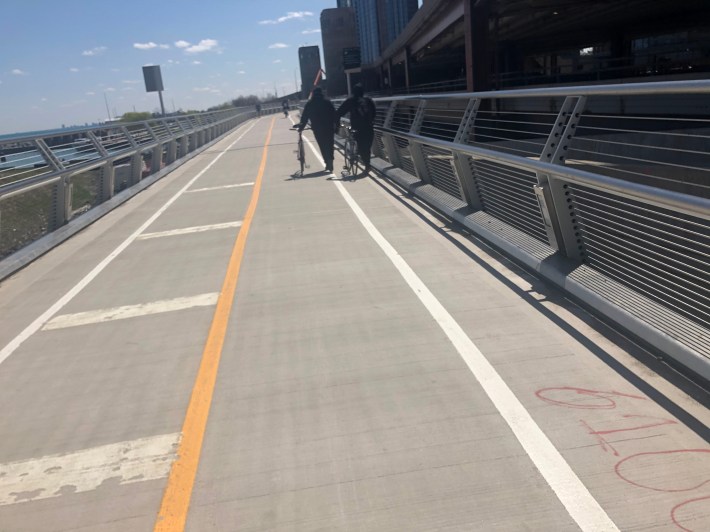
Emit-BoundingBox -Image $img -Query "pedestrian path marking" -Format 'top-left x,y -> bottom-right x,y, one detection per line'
154,117 -> 276,532
43,293 -> 219,330
302,133 -> 620,532
137,221 -> 242,240
186,183 -> 254,193
0,433 -> 179,506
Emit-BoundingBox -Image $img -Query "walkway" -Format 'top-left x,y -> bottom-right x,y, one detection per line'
0,116 -> 708,531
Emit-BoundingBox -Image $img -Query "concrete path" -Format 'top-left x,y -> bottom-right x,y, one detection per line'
0,116 -> 708,531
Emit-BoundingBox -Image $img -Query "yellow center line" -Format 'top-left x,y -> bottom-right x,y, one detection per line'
154,117 -> 276,531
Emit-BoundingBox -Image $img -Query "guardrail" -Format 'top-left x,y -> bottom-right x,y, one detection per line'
337,80 -> 710,381
0,104 -> 280,265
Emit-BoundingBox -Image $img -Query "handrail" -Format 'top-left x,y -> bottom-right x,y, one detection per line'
339,80 -> 710,380
371,79 -> 710,101
379,126 -> 710,221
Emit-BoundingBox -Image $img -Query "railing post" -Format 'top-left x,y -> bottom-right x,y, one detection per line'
381,101 -> 401,167
151,144 -> 163,174
87,132 -> 115,201
121,126 -> 142,185
536,96 -> 587,259
167,140 -> 178,164
99,162 -> 115,201
35,139 -> 70,229
451,98 -> 483,209
50,176 -> 72,229
407,100 -> 432,184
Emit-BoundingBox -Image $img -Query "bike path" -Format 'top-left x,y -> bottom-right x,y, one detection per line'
0,116 -> 707,531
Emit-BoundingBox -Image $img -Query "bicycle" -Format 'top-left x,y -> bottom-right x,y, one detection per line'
342,126 -> 359,177
291,126 -> 310,176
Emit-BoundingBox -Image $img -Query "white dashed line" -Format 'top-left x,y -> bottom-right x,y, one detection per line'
137,221 -> 242,240
0,433 -> 180,506
186,182 -> 254,193
43,293 -> 219,330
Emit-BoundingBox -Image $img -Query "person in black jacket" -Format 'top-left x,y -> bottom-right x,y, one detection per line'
297,87 -> 335,172
335,84 -> 376,173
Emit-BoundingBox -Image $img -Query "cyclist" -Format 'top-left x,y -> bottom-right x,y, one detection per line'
297,87 -> 335,173
282,99 -> 290,117
255,102 -> 262,117
335,84 -> 376,174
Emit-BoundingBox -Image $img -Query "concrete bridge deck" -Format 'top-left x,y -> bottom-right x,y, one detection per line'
0,116 -> 708,531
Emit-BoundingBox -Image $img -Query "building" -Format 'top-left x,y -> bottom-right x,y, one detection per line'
298,45 -> 322,98
361,0 -> 710,94
321,8 -> 359,96
347,0 -> 419,65
381,0 -> 419,51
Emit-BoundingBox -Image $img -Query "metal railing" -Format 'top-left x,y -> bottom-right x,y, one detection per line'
338,80 -> 710,379
0,104 -> 280,261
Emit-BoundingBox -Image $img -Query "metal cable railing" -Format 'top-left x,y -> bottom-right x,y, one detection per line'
360,80 -> 710,375
1,104 -> 282,262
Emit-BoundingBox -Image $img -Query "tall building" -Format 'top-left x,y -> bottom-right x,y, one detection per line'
321,8 -> 359,96
298,46 -> 322,98
348,0 -> 419,65
336,0 -> 353,6
382,0 -> 418,51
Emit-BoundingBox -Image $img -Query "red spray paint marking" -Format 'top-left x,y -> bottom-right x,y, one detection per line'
671,495 -> 710,532
535,387 -> 646,409
615,449 -> 710,493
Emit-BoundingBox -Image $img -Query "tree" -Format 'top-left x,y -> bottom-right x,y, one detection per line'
120,112 -> 153,123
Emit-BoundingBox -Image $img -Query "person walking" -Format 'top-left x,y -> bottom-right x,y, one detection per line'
282,99 -> 290,117
297,87 -> 335,173
335,84 -> 376,174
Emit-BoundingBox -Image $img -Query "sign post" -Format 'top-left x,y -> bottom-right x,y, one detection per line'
142,65 -> 166,116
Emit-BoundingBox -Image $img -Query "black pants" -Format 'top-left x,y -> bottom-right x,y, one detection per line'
313,128 -> 334,167
355,129 -> 374,166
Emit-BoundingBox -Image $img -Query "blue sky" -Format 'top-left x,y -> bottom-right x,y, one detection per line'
0,0 -> 337,134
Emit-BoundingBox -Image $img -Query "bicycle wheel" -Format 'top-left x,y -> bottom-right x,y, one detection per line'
344,139 -> 356,175
350,140 -> 359,175
299,139 -> 305,175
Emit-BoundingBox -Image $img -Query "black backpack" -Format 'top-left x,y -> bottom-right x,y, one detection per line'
353,97 -> 375,125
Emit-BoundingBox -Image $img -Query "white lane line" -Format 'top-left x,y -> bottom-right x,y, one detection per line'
0,119 -> 258,366
186,182 -> 254,193
302,136 -> 619,532
137,221 -> 242,240
0,433 -> 179,506
43,293 -> 219,331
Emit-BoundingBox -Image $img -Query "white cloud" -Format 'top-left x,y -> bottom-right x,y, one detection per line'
259,11 -> 313,25
133,42 -> 170,50
193,87 -> 213,92
105,87 -> 116,92
111,68 -> 120,72
122,79 -> 140,84
302,29 -> 321,34
41,98 -> 48,102
273,59 -> 282,63
82,46 -> 107,56
185,39 -> 219,54
192,60 -> 201,65
175,40 -> 190,48
69,67 -> 80,72
11,69 -> 27,75
86,91 -> 96,96
122,87 -> 135,91
238,70 -> 246,74
134,42 -> 158,50
268,43 -> 289,49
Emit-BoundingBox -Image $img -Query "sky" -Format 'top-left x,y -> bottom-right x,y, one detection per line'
0,0 -> 338,134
